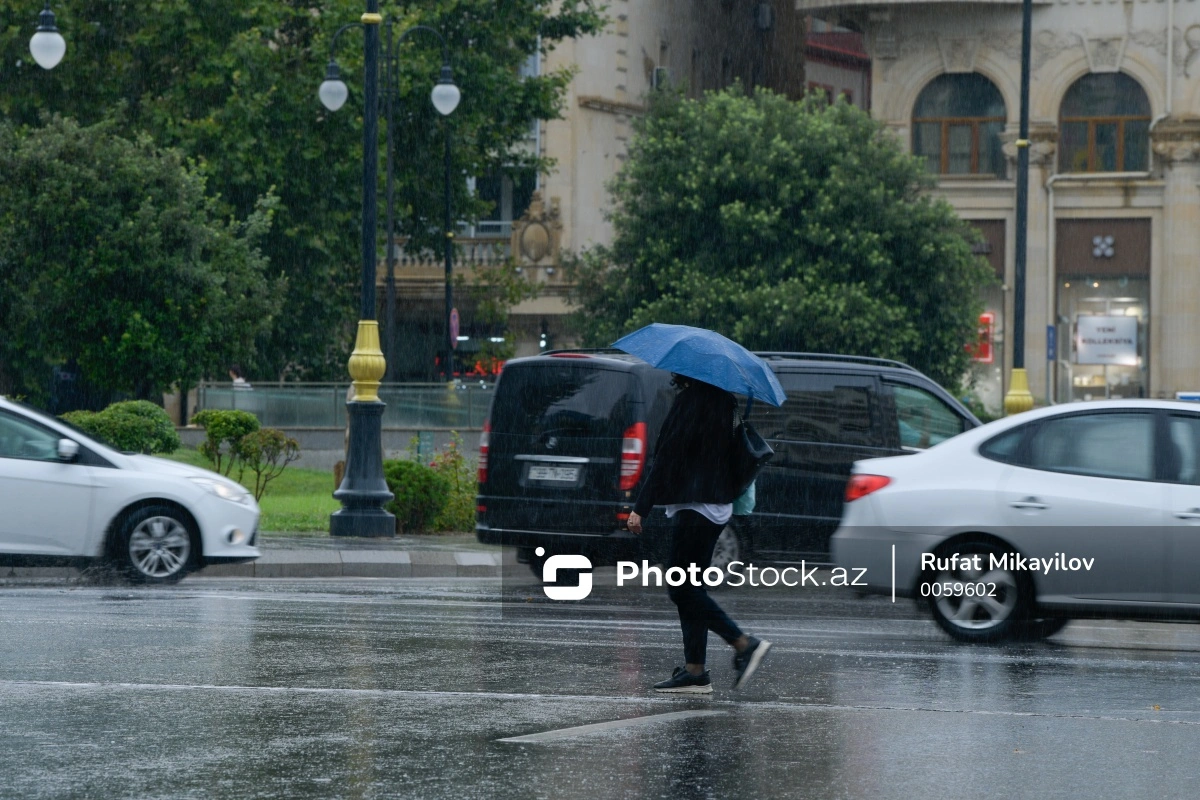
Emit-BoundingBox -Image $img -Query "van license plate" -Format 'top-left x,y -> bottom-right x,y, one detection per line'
528,465 -> 579,482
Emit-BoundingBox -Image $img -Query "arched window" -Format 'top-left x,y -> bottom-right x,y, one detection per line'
912,73 -> 1006,177
1059,73 -> 1151,172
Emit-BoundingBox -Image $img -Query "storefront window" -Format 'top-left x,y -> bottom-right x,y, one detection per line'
1056,278 -> 1149,402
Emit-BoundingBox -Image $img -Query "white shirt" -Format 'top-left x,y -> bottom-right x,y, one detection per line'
665,502 -> 732,526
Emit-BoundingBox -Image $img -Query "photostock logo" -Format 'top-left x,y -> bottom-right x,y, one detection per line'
538,547 -> 593,600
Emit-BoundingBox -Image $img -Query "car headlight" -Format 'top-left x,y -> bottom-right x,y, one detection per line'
188,476 -> 254,507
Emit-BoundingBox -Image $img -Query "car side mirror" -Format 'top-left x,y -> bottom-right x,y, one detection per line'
57,438 -> 79,462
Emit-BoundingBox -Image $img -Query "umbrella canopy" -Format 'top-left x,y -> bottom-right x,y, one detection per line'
612,323 -> 786,407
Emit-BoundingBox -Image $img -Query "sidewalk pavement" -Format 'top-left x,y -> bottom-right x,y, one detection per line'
1,534 -> 520,581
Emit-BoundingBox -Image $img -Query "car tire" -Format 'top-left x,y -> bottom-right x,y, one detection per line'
112,505 -> 197,584
710,519 -> 752,576
523,546 -> 548,579
924,538 -> 1033,644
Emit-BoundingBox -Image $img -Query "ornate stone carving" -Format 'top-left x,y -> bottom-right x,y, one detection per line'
989,31 -> 1023,63
1152,120 -> 1200,164
1000,126 -> 1058,169
1083,35 -> 1127,73
511,192 -> 563,269
1032,31 -> 1080,72
869,28 -> 926,82
937,36 -> 979,74
873,26 -> 898,61
1185,25 -> 1200,77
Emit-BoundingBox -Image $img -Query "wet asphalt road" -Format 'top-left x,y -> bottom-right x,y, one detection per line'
3,572 -> 1200,799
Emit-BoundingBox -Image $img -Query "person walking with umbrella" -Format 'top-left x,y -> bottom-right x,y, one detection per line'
616,324 -> 783,694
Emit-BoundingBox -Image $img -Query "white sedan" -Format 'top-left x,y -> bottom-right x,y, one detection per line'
0,396 -> 260,583
832,399 -> 1200,642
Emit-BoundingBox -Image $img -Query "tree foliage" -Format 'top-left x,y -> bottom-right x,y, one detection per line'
569,88 -> 995,388
0,1 -> 604,381
0,116 -> 279,403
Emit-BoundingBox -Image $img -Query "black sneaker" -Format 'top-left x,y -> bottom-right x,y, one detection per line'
732,637 -> 772,690
653,666 -> 713,694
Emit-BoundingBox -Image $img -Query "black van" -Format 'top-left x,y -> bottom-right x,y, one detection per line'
476,351 -> 980,570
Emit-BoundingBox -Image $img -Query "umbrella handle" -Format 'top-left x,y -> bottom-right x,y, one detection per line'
744,397 -> 754,419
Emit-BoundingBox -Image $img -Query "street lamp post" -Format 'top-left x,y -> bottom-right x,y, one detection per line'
319,5 -> 460,536
1004,0 -> 1036,415
443,99 -> 455,382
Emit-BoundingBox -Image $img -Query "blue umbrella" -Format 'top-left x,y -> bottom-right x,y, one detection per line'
612,323 -> 786,407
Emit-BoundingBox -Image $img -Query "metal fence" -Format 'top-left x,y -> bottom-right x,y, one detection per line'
196,382 -> 493,429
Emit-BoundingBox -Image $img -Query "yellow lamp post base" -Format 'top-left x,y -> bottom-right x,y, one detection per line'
347,320 -> 386,402
1004,368 -> 1035,416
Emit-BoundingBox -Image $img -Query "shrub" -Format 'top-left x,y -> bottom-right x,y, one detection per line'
237,428 -> 301,501
107,400 -> 181,453
61,400 -> 180,454
428,433 -> 477,532
191,409 -> 260,476
383,459 -> 449,534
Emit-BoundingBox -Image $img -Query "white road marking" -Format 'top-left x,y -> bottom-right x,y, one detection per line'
4,680 -> 1199,727
497,710 -> 728,743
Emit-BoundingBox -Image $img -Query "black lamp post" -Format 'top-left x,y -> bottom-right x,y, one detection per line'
442,78 -> 455,383
319,4 -> 460,537
1004,0 -> 1035,415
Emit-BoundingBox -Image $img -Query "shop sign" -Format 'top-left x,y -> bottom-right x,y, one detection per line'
968,312 -> 994,363
1076,315 -> 1137,366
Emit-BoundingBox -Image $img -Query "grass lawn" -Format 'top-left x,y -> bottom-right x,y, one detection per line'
162,447 -> 338,534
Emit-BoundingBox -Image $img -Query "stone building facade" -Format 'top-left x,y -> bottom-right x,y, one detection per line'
385,0 -> 809,371
797,0 -> 1200,410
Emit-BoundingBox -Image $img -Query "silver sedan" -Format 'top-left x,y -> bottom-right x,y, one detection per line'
832,400 -> 1200,642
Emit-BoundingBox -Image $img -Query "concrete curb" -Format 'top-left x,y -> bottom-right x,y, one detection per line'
1,549 -> 517,582
202,549 -> 509,579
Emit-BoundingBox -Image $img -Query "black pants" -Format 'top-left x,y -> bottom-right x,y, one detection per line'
667,510 -> 745,665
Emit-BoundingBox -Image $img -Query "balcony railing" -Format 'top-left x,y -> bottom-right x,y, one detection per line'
196,382 -> 493,429
390,236 -> 512,269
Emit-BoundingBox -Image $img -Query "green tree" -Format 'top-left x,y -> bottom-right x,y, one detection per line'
569,88 -> 995,389
0,116 -> 280,402
0,1 -> 604,380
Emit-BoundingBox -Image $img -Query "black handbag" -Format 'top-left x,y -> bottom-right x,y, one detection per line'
727,398 -> 774,500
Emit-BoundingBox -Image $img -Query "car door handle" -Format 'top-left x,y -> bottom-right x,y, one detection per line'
1176,508 -> 1200,520
1009,497 -> 1048,511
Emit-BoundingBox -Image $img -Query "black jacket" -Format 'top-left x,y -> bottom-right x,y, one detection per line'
633,381 -> 738,516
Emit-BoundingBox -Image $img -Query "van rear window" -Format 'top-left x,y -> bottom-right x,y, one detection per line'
491,364 -> 636,439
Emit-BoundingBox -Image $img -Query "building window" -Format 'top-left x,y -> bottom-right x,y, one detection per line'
1059,73 -> 1150,173
474,168 -> 536,237
807,82 -> 834,103
912,73 -> 1006,177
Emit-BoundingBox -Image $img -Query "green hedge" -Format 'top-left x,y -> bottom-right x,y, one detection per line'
383,459 -> 449,534
61,400 -> 180,454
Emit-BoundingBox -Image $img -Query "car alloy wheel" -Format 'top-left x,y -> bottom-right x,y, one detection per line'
925,539 -> 1031,643
710,524 -> 741,573
116,506 -> 195,583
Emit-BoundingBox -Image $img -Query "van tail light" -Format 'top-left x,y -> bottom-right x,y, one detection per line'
478,420 -> 490,485
619,422 -> 647,491
845,474 -> 891,502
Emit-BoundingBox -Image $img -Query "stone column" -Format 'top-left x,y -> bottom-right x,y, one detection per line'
1151,121 -> 1200,397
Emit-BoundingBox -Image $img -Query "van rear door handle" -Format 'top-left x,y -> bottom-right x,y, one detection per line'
1009,497 -> 1047,511
1175,508 -> 1200,520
